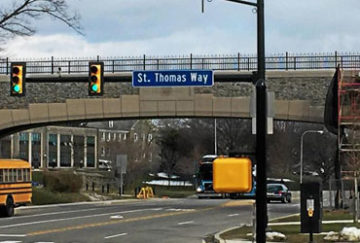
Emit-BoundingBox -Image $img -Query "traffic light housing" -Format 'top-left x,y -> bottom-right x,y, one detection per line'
10,62 -> 26,96
88,61 -> 104,96
213,157 -> 252,193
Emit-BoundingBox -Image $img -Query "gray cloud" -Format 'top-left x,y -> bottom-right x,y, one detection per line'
3,0 -> 360,57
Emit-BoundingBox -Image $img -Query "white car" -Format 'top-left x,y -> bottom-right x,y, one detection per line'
98,159 -> 112,171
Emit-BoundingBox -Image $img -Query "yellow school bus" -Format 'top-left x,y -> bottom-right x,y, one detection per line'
0,159 -> 32,217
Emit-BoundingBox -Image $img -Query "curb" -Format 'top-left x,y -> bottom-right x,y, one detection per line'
214,225 -> 247,243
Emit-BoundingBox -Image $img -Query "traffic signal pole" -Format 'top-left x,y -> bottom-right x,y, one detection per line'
221,0 -> 267,242
255,1 -> 267,243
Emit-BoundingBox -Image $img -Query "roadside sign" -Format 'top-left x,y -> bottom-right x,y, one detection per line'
132,70 -> 214,87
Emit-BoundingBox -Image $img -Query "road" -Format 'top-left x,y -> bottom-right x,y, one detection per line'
0,197 -> 299,243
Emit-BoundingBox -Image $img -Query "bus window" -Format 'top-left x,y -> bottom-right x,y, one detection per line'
11,169 -> 16,182
25,169 -> 30,182
17,169 -> 23,182
0,169 -> 3,183
4,169 -> 7,183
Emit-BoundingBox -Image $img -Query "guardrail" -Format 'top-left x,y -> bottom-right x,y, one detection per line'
0,52 -> 359,74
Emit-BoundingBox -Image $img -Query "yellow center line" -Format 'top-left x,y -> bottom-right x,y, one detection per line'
27,206 -> 216,236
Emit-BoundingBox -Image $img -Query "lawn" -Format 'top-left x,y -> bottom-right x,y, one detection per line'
220,209 -> 359,242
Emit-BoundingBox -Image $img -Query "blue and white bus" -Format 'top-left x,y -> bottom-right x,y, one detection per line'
196,155 -> 225,199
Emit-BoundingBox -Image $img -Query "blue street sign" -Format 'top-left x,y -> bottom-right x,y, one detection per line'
132,70 -> 214,87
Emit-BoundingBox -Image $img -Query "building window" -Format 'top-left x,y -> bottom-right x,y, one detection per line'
19,132 -> 29,161
123,133 -> 127,140
86,136 -> 95,167
113,133 -> 117,141
31,133 -> 41,168
101,132 -> 105,142
109,121 -> 114,128
48,134 -> 57,167
134,133 -> 138,142
101,146 -> 105,157
107,133 -> 111,142
73,135 -> 84,168
60,135 -> 71,167
118,133 -> 122,142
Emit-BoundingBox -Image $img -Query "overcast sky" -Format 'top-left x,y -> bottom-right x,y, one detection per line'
3,0 -> 360,59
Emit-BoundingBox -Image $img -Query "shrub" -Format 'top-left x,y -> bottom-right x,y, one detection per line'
43,171 -> 83,193
32,171 -> 44,185
32,187 -> 90,205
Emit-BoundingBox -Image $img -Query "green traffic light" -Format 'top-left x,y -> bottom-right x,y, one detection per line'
91,84 -> 98,92
13,84 -> 20,93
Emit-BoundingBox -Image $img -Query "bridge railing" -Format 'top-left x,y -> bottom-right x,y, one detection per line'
0,52 -> 359,74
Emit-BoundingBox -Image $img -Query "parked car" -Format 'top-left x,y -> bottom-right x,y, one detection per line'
98,159 -> 112,171
267,183 -> 291,203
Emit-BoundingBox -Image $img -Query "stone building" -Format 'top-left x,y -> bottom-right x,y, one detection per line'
87,120 -> 156,167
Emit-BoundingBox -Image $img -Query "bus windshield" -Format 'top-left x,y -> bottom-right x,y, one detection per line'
198,163 -> 212,181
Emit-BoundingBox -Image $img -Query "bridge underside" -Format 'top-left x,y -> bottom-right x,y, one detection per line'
0,87 -> 323,136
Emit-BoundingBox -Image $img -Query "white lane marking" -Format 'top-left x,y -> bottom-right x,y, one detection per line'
110,215 -> 123,220
178,221 -> 194,225
0,208 -> 162,229
0,241 -> 22,243
166,208 -> 195,212
0,234 -> 26,237
35,242 -> 55,243
104,233 -> 127,239
228,214 -> 240,217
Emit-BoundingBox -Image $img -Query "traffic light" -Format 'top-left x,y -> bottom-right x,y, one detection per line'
88,61 -> 104,96
10,62 -> 26,96
213,157 -> 252,193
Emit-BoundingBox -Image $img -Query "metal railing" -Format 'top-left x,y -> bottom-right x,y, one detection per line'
1,52 -> 359,75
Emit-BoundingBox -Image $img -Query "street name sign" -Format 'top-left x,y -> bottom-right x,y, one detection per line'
132,70 -> 214,87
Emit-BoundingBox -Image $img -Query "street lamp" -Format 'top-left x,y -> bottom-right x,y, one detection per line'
203,1 -> 267,241
300,130 -> 324,184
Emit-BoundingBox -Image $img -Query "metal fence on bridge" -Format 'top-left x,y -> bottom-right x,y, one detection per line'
0,52 -> 360,75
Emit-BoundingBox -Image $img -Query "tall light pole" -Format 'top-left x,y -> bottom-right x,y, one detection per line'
300,130 -> 324,184
203,0 -> 266,241
205,0 -> 267,242
214,118 -> 217,155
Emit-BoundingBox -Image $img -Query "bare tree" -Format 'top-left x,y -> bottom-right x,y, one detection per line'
0,0 -> 82,43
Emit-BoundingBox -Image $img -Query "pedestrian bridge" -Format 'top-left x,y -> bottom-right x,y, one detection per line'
0,77 -> 326,136
0,63 -> 349,136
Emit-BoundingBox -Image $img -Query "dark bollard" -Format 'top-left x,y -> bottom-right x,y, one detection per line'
86,183 -> 89,191
92,182 -> 95,192
102,185 -> 105,193
107,184 -> 110,194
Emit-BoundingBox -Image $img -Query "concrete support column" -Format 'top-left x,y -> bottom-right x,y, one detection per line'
12,133 -> 20,158
45,130 -> 49,168
28,132 -> 32,166
57,134 -> 61,168
40,129 -> 45,168
71,135 -> 74,168
94,135 -> 97,169
10,134 -> 14,159
84,136 -> 87,168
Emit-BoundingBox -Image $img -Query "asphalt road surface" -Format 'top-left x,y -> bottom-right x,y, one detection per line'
0,197 -> 299,243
